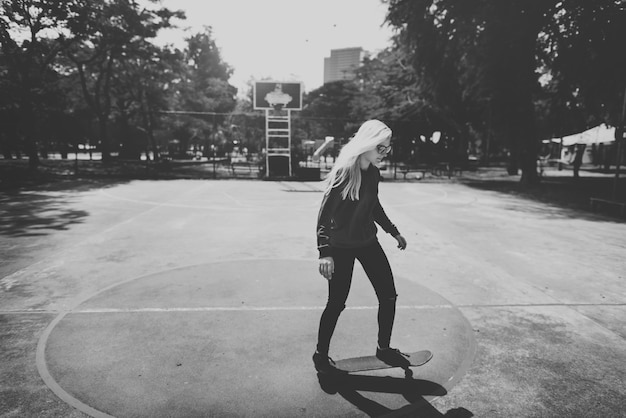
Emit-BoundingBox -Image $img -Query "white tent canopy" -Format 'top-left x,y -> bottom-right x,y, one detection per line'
545,124 -> 616,146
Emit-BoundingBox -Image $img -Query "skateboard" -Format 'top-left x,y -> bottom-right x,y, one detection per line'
334,350 -> 433,373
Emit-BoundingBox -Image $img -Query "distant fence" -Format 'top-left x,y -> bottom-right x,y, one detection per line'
3,154 -> 482,182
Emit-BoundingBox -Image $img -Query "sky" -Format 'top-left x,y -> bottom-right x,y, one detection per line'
153,0 -> 395,95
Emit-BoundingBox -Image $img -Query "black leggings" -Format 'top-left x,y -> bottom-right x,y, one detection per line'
316,240 -> 397,355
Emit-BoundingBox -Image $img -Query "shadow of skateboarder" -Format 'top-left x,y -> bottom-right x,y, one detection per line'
317,373 -> 473,417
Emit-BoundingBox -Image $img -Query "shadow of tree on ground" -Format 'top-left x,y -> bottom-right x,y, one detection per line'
0,158 -> 242,192
0,190 -> 89,237
459,175 -> 626,223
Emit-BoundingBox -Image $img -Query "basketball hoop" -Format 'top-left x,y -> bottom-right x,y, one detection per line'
253,81 -> 302,111
253,81 -> 303,178
264,83 -> 292,110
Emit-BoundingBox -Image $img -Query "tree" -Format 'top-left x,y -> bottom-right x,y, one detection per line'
164,27 -> 236,158
301,80 -> 364,142
478,0 -> 553,181
64,0 -> 182,161
538,0 -> 626,129
230,90 -> 265,157
112,42 -> 183,160
355,48 -> 457,165
384,0 -> 626,182
385,0 -> 551,182
0,0 -> 76,166
0,49 -> 22,158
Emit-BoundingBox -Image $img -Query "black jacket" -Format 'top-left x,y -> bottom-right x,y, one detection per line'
316,165 -> 400,258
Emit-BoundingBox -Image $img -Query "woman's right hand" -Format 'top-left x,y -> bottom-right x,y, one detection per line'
318,257 -> 334,280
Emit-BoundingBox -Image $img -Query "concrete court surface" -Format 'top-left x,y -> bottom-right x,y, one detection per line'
1,177 -> 625,418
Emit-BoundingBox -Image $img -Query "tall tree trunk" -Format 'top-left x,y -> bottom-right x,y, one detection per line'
147,110 -> 160,161
98,116 -> 110,162
25,134 -> 40,169
71,53 -> 114,162
517,10 -> 542,185
140,91 -> 160,161
518,85 -> 541,184
21,103 -> 40,168
487,0 -> 548,184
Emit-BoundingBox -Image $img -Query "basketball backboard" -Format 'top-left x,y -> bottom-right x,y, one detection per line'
253,81 -> 302,110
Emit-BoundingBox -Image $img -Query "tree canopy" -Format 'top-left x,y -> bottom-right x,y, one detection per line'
1,0 -> 623,176
382,0 -> 625,181
0,0 -> 236,164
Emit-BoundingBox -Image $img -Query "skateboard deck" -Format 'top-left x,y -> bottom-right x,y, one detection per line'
334,350 -> 433,373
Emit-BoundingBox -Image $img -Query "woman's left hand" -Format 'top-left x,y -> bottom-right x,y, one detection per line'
395,234 -> 407,250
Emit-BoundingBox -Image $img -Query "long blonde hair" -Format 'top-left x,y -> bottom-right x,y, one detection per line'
323,119 -> 392,200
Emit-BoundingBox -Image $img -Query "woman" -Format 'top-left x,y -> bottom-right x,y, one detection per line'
314,119 -> 408,374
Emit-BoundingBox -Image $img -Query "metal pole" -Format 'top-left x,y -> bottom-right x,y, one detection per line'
212,144 -> 216,179
265,109 -> 270,178
74,139 -> 79,174
612,85 -> 626,200
486,99 -> 492,164
288,109 -> 292,177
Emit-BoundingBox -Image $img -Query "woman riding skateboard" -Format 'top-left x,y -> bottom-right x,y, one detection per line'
313,119 -> 408,374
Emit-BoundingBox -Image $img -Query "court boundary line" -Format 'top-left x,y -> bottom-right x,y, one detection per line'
35,258 -> 475,418
67,305 -> 455,313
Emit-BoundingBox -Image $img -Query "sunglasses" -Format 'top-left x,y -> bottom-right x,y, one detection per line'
376,144 -> 392,155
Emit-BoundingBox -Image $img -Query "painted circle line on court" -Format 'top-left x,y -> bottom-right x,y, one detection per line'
37,259 -> 476,417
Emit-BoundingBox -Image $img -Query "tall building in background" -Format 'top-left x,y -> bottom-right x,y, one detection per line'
323,47 -> 365,84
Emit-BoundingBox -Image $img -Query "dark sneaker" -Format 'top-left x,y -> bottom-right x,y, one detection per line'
376,347 -> 410,367
312,352 -> 344,374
